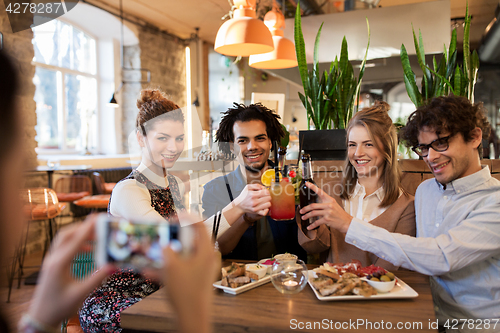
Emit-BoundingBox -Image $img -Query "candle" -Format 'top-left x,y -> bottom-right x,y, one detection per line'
284,280 -> 298,288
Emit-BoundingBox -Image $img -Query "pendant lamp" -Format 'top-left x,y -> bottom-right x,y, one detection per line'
249,2 -> 297,69
214,0 -> 274,57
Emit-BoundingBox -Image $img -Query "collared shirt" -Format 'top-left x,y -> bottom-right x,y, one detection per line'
343,181 -> 388,222
345,166 -> 500,328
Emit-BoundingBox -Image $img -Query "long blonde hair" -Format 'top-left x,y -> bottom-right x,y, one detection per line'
340,101 -> 405,207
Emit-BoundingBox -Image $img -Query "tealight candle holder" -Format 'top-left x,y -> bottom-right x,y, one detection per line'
271,259 -> 308,294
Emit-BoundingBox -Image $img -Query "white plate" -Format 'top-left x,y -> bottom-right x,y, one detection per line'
213,274 -> 271,295
307,271 -> 418,301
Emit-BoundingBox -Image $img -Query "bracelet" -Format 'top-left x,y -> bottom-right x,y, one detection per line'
18,314 -> 59,333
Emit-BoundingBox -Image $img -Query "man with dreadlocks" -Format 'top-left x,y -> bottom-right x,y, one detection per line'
202,103 -> 306,261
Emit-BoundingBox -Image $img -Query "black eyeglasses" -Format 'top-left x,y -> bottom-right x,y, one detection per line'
412,135 -> 452,157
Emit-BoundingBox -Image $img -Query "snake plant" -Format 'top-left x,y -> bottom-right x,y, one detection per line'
400,2 -> 479,107
294,3 -> 370,130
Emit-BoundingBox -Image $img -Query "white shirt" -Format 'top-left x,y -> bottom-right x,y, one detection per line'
343,182 -> 388,222
345,166 -> 500,331
109,163 -> 185,223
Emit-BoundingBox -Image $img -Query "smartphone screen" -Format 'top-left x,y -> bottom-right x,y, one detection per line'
96,216 -> 178,270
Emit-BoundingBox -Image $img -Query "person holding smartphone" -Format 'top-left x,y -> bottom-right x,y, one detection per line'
79,89 -> 188,333
298,101 -> 416,270
0,51 -> 216,333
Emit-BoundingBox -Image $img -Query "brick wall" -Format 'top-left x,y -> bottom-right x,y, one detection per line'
0,3 -> 38,171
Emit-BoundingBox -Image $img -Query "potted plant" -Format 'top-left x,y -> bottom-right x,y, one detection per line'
400,4 -> 479,108
294,3 -> 370,160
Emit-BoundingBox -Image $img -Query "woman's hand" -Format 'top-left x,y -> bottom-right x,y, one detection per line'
299,182 -> 353,234
27,215 -> 114,328
162,219 -> 218,333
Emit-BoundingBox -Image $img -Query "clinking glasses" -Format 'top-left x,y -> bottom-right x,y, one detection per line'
412,135 -> 452,157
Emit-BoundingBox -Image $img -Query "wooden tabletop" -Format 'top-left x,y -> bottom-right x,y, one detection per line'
121,266 -> 437,333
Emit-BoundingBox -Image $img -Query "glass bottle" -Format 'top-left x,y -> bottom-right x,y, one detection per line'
277,146 -> 287,172
299,153 -> 318,232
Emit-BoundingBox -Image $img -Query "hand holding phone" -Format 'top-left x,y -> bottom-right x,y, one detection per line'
95,215 -> 194,271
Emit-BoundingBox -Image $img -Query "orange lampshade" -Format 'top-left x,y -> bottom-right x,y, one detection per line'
214,0 -> 274,57
249,6 -> 297,69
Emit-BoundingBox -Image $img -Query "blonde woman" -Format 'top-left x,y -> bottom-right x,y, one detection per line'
298,101 -> 416,269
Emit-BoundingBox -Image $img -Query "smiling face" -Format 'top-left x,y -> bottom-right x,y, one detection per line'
232,120 -> 272,172
138,119 -> 184,175
418,126 -> 482,185
348,125 -> 385,179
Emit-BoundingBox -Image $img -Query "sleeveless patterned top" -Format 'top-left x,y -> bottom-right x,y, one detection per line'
108,169 -> 185,220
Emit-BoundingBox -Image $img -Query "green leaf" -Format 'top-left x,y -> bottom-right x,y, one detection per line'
294,4 -> 309,101
453,66 -> 461,94
280,124 -> 290,148
313,23 -> 324,67
400,44 -> 422,107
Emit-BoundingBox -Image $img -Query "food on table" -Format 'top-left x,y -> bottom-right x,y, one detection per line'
260,258 -> 276,265
274,253 -> 298,262
311,260 -> 398,297
221,262 -> 263,288
312,270 -> 376,297
245,264 -> 267,279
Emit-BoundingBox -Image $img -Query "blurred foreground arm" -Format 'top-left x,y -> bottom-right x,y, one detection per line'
26,216 -> 113,329
162,221 -> 219,333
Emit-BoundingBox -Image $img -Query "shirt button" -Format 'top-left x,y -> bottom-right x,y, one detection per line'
435,223 -> 439,227
457,190 -> 461,193
353,240 -> 357,244
382,255 -> 385,259
443,196 -> 448,200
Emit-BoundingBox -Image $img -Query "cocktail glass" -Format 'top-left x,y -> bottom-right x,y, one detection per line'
269,178 -> 296,221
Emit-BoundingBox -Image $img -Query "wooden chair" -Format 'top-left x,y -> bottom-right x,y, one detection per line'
6,188 -> 65,302
54,175 -> 92,202
54,175 -> 93,221
92,172 -> 116,195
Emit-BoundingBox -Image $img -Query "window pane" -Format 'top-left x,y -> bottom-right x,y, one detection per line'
73,26 -> 97,74
33,20 -> 96,74
34,68 -> 60,149
33,19 -> 58,66
65,74 -> 97,150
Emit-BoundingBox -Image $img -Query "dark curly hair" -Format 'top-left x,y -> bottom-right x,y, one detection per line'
400,95 -> 490,157
215,103 -> 285,155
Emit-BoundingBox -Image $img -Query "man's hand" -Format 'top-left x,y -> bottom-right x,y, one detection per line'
299,182 -> 353,234
232,184 -> 271,217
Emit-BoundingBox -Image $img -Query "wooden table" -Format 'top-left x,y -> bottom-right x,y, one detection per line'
121,268 -> 437,333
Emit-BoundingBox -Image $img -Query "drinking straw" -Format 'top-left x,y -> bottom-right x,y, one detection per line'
297,134 -> 304,167
273,141 -> 280,182
214,210 -> 221,241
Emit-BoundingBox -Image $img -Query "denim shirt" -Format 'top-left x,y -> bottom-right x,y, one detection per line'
346,166 -> 500,327
202,164 -> 307,261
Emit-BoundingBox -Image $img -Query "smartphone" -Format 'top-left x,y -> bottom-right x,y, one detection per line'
95,215 -> 194,270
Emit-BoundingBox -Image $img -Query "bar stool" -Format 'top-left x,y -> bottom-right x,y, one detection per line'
6,188 -> 65,302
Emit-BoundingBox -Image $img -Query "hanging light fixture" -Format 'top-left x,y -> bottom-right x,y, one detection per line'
108,0 -> 151,108
108,82 -> 123,108
214,0 -> 274,57
249,1 -> 297,69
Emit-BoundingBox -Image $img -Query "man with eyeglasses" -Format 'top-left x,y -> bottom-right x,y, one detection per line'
301,95 -> 500,332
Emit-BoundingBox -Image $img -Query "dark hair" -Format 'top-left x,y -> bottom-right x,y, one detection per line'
340,101 -> 405,207
0,51 -> 20,160
401,95 -> 490,157
136,88 -> 184,136
215,103 -> 284,154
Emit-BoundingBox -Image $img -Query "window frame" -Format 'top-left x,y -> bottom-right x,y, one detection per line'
33,17 -> 100,154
